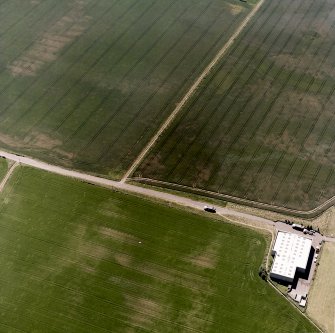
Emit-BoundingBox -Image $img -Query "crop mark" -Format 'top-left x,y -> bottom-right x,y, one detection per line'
8,0 -> 91,77
121,0 -> 266,182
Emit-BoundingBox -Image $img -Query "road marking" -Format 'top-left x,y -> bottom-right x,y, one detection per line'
121,0 -> 266,182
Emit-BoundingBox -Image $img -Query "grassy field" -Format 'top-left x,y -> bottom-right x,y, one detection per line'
138,0 -> 335,211
0,158 -> 8,181
307,243 -> 335,333
0,0 -> 254,178
0,166 -> 318,332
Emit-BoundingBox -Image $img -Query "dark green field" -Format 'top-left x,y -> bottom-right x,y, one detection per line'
0,0 -> 253,178
0,166 -> 318,332
0,158 -> 7,181
138,0 -> 335,211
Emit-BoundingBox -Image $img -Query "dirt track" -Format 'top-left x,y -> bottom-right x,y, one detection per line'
121,0 -> 266,182
0,162 -> 18,192
2,150 -> 335,246
0,150 -> 329,333
0,150 -> 274,224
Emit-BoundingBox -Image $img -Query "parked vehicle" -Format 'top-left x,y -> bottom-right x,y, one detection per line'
204,206 -> 216,213
292,224 -> 304,231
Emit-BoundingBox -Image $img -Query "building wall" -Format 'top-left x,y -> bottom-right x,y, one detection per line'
270,272 -> 294,284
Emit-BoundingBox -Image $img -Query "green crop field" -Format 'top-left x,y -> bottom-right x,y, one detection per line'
0,158 -> 8,181
138,0 -> 335,211
0,166 -> 317,332
0,0 -> 254,178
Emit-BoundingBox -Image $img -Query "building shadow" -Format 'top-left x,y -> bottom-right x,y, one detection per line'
291,246 -> 315,289
270,246 -> 315,288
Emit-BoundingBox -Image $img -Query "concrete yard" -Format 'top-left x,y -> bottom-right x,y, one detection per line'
274,222 -> 324,307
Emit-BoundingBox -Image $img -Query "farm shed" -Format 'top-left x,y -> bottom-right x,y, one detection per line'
270,232 -> 312,283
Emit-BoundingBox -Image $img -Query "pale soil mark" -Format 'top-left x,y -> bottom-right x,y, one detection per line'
229,4 -> 244,16
99,226 -> 140,245
188,239 -> 221,269
125,295 -> 162,329
121,0 -> 266,182
8,0 -> 91,76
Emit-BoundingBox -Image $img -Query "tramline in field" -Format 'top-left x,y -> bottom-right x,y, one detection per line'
137,0 -> 335,211
0,0 -> 254,178
0,166 -> 319,332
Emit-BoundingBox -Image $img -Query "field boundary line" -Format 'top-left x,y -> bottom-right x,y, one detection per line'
121,0 -> 266,182
1,149 -> 335,239
131,177 -> 335,218
0,162 -> 18,192
268,280 -> 324,333
217,213 -> 274,264
216,213 -> 323,332
266,229 -> 275,272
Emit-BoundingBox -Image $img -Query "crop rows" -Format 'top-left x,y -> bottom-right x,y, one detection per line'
139,0 -> 335,210
0,158 -> 7,181
0,166 -> 318,332
0,0 -> 253,178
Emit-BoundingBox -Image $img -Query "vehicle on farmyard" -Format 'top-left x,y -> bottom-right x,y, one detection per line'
0,0 -> 333,331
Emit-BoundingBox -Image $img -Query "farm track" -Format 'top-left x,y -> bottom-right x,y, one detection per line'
0,2 -> 334,222
0,162 -> 18,192
161,0 -> 305,183
138,0 -> 302,182
0,0 -> 257,179
2,150 -> 335,231
164,0 -> 320,187
92,3 -> 238,164
0,150 -> 328,332
131,177 -> 335,221
121,0 -> 266,182
75,0 -> 227,157
0,150 -> 273,224
149,0 -> 280,180
138,0 -> 335,211
0,163 -> 317,333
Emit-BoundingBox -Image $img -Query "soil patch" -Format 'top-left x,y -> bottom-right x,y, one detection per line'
307,243 -> 335,333
8,0 -> 91,76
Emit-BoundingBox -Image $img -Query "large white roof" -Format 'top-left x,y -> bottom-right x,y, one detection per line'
271,231 -> 312,280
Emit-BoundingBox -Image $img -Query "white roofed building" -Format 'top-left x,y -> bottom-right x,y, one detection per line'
270,232 -> 312,283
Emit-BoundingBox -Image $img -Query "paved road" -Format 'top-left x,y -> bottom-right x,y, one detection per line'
1,150 -> 334,244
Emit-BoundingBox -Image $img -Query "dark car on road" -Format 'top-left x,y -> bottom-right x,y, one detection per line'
204,206 -> 216,213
